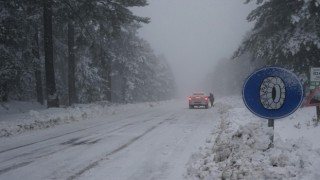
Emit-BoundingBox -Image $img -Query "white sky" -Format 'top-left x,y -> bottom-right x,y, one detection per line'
132,0 -> 256,95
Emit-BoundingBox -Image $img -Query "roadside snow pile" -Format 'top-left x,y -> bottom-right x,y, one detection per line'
186,98 -> 320,180
0,105 -> 90,138
0,100 -> 165,138
0,100 -> 45,114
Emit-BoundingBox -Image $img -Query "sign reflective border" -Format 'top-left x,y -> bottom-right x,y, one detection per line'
243,67 -> 303,119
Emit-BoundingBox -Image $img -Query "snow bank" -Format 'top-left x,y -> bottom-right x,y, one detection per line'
0,100 -> 45,114
0,100 -> 165,138
0,105 -> 90,138
186,97 -> 320,180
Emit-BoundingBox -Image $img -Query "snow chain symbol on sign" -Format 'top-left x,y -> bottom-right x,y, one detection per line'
260,76 -> 286,110
243,67 -> 303,119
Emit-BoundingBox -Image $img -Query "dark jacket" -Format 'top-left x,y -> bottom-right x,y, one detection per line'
209,93 -> 214,102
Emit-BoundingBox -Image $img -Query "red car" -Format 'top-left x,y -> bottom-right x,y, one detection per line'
188,92 -> 209,109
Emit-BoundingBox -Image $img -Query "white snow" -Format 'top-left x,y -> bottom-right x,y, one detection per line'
0,96 -> 320,180
0,100 -> 163,138
185,96 -> 320,180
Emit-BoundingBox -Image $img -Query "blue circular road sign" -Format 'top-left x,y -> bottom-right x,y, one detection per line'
243,67 -> 303,119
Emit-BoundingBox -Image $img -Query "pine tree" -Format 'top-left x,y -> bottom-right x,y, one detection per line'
68,16 -> 76,105
0,0 -> 42,102
32,24 -> 44,105
1,0 -> 175,104
43,0 -> 59,107
234,0 -> 320,74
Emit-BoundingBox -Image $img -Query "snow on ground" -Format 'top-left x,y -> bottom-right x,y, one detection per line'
0,100 -> 163,138
186,96 -> 320,180
1,96 -> 320,180
0,99 -> 217,180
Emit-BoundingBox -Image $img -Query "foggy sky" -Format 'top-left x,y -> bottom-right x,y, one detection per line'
133,0 -> 256,96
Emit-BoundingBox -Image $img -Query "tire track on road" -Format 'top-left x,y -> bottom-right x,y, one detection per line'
0,161 -> 33,175
66,114 -> 177,180
0,108 -> 169,154
0,112 -> 178,178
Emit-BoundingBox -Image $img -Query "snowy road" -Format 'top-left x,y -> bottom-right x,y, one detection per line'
0,100 -> 217,180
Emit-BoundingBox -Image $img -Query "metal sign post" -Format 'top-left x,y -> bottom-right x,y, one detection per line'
268,119 -> 274,147
243,67 -> 303,148
317,107 -> 320,125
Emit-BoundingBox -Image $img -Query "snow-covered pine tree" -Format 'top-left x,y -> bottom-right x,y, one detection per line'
0,0 -> 43,102
111,23 -> 176,103
234,0 -> 320,75
1,0 -> 175,104
69,0 -> 150,103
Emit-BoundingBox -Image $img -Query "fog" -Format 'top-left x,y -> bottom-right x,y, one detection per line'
133,0 -> 256,96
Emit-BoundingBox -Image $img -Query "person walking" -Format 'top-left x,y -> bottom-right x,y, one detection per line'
209,93 -> 214,107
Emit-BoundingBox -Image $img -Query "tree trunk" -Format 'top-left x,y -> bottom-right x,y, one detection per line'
43,0 -> 59,108
1,82 -> 8,102
106,59 -> 112,102
68,19 -> 76,106
32,25 -> 44,105
35,70 -> 44,104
